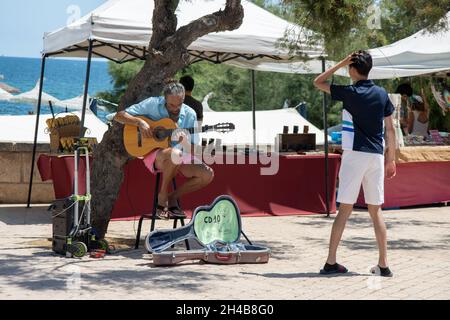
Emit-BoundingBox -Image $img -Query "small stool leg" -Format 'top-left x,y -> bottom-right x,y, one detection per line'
171,179 -> 190,250
150,172 -> 161,232
180,218 -> 191,250
170,218 -> 179,249
135,215 -> 145,249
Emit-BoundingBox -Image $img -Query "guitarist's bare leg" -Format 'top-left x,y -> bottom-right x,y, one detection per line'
168,163 -> 214,207
154,148 -> 180,209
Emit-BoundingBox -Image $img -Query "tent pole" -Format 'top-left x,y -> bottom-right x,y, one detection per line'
80,39 -> 93,138
26,54 -> 47,208
251,69 -> 256,150
322,57 -> 330,217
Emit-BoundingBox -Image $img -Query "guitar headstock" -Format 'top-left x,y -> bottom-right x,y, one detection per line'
206,122 -> 235,133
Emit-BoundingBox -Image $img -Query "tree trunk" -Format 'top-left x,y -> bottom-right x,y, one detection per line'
91,0 -> 244,239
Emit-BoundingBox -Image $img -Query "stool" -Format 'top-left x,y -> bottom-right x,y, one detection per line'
135,172 -> 189,249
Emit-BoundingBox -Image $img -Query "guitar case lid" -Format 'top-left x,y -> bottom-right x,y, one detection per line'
193,195 -> 242,245
148,195 -> 271,266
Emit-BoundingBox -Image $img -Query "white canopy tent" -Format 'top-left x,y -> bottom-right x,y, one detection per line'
39,0 -> 328,150
201,107 -> 328,146
231,11 -> 450,79
368,12 -> 450,79
43,0 -> 323,63
0,112 -> 107,144
227,53 -> 450,79
29,0 -> 333,213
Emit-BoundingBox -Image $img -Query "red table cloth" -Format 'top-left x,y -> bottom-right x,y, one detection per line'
37,153 -> 341,218
357,161 -> 450,208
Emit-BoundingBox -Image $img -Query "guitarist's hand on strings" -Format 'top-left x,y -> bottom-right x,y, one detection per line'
173,129 -> 191,149
138,119 -> 154,139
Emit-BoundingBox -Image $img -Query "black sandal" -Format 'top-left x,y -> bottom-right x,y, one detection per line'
167,206 -> 186,219
320,263 -> 348,275
371,265 -> 393,277
155,204 -> 170,220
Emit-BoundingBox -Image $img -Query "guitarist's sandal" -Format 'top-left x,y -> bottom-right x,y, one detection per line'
123,116 -> 235,157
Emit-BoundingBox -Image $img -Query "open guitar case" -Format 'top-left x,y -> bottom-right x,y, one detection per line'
145,195 -> 271,266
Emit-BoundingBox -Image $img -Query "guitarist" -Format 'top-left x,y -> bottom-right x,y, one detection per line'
114,80 -> 214,220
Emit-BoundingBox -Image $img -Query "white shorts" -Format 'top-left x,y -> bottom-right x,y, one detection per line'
337,150 -> 385,205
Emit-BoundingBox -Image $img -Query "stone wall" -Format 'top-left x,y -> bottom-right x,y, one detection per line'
0,142 -> 54,204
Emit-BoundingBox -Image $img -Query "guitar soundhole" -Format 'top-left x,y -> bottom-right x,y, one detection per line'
153,127 -> 167,141
137,127 -> 142,147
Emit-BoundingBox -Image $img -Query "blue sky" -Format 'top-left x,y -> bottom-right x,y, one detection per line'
0,0 -> 106,58
0,0 -> 284,58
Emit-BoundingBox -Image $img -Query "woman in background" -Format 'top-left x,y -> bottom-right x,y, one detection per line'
407,89 -> 429,137
395,83 -> 413,134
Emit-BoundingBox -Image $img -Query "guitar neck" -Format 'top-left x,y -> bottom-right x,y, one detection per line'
165,126 -> 208,135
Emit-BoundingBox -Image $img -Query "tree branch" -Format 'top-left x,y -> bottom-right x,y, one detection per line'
118,0 -> 244,109
167,0 -> 244,50
150,0 -> 180,48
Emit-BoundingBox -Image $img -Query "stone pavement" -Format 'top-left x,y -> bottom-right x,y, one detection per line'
0,204 -> 449,300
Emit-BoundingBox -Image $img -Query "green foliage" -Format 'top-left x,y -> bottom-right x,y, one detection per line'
380,0 -> 449,43
281,0 -> 449,59
97,60 -> 144,106
177,62 -> 250,112
281,0 -> 372,58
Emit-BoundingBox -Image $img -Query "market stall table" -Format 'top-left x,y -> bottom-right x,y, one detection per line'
356,146 -> 450,208
37,153 -> 341,219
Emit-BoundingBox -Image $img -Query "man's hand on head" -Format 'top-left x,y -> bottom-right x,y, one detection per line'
313,51 -> 361,94
338,52 -> 359,68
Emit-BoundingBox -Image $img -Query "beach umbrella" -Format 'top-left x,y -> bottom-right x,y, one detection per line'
0,87 -> 13,100
0,82 -> 21,94
57,94 -> 107,112
10,80 -> 60,105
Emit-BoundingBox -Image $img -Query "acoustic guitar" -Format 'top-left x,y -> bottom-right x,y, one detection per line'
123,116 -> 235,157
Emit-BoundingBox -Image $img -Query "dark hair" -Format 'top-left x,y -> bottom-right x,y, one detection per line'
180,75 -> 195,92
395,83 -> 413,97
350,50 -> 372,77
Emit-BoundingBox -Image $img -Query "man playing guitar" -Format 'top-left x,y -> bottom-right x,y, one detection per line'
114,80 -> 214,220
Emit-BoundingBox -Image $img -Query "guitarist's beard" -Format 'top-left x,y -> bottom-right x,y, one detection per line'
169,112 -> 179,123
166,104 -> 180,123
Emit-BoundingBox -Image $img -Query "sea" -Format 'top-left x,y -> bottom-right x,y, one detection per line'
0,56 -> 114,122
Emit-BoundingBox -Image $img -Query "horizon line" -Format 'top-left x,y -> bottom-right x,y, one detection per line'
0,54 -> 107,62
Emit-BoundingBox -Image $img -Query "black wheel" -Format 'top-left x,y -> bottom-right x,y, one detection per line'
71,241 -> 87,258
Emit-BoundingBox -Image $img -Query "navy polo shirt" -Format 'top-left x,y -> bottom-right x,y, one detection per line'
330,80 -> 394,155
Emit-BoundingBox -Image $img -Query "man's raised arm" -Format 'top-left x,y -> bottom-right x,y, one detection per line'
313,54 -> 355,94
